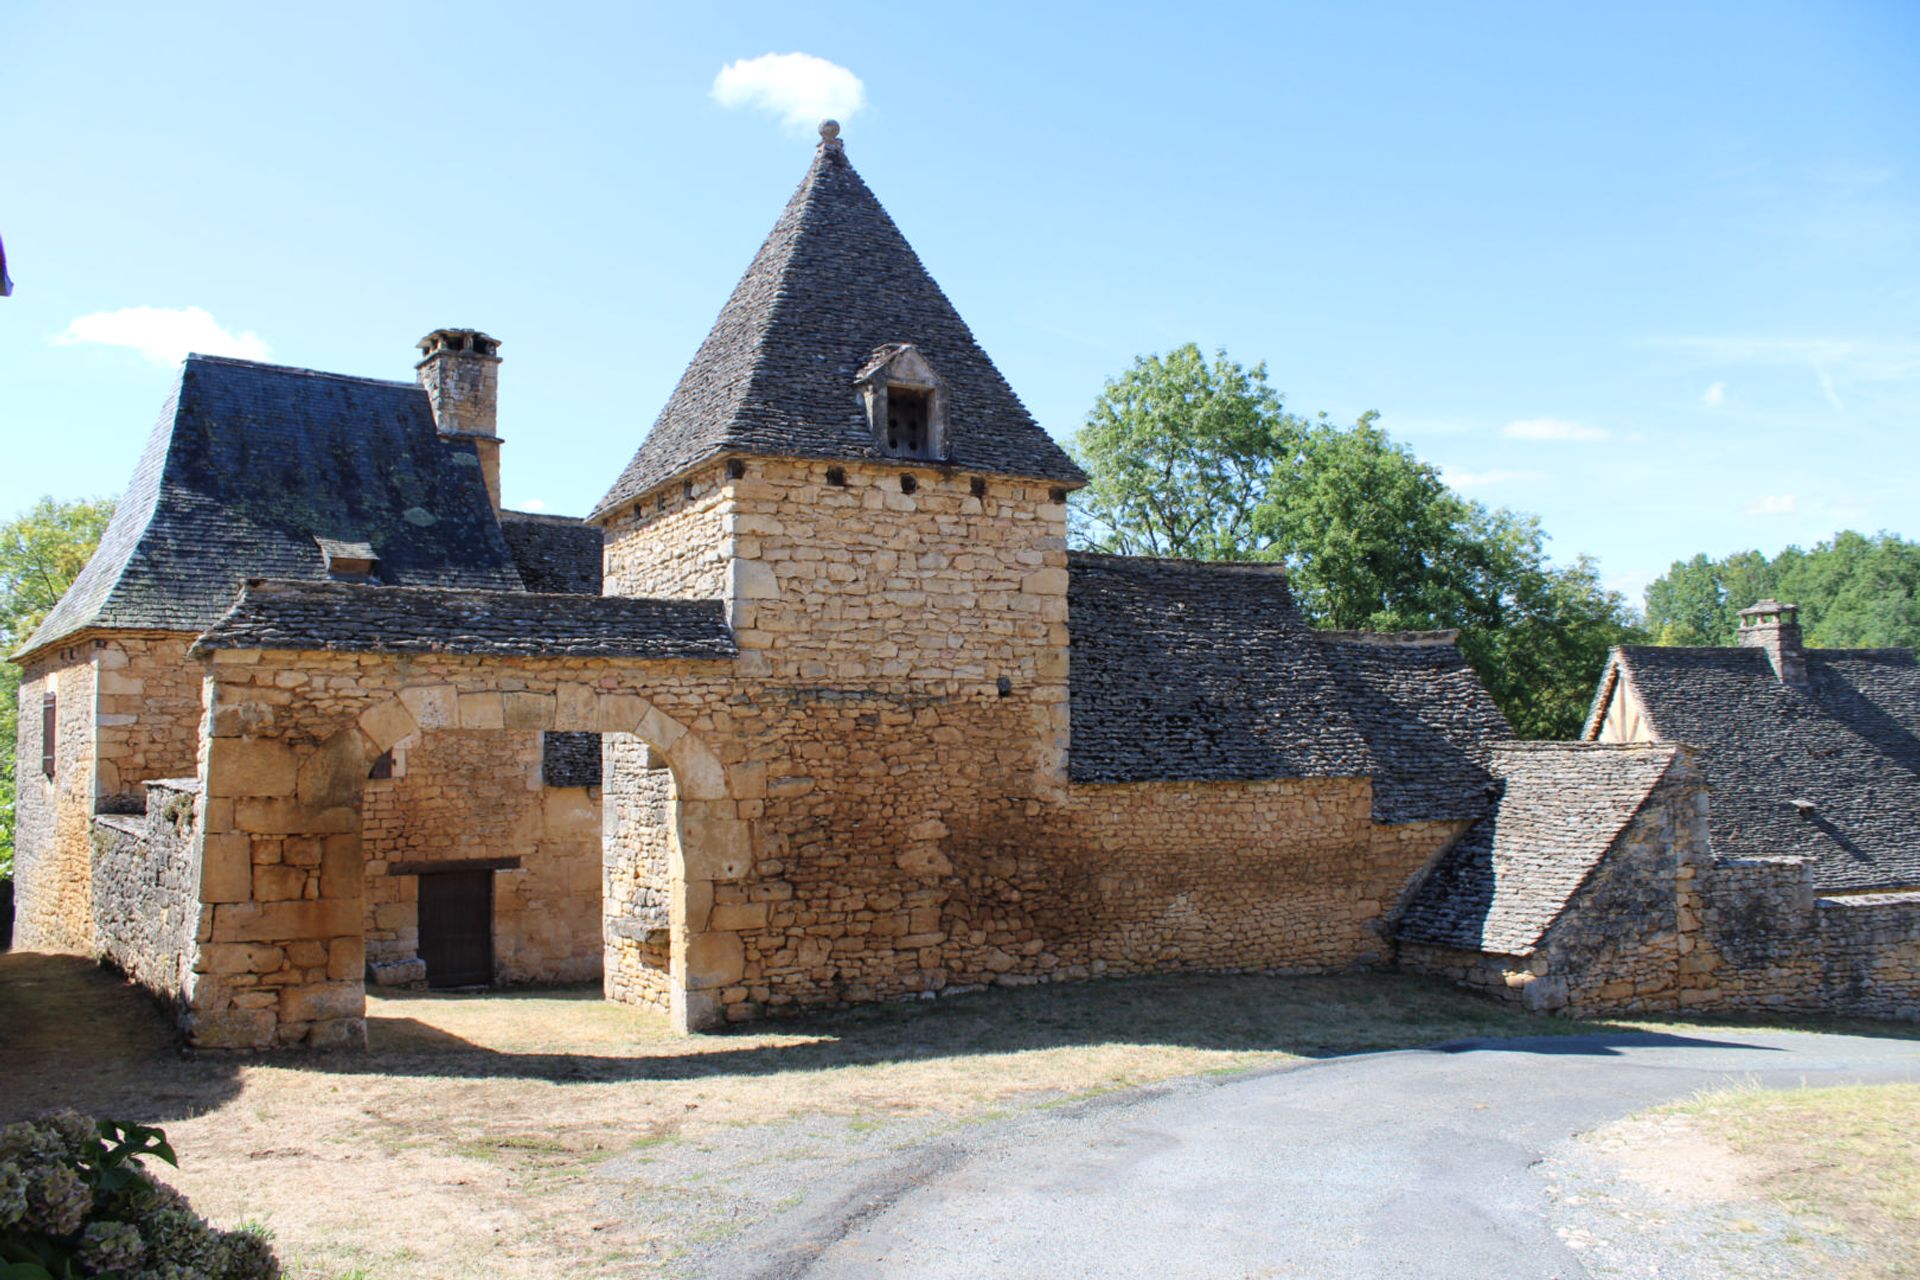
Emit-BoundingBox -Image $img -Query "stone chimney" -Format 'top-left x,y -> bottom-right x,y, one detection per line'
416,329 -> 502,509
1737,599 -> 1807,688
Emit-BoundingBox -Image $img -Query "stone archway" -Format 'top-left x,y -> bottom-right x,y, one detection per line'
185,659 -> 749,1048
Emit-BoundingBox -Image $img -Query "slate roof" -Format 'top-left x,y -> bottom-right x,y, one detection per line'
1395,742 -> 1682,955
593,137 -> 1084,519
23,355 -> 524,658
498,509 -> 604,595
1595,644 -> 1920,891
542,732 -> 602,788
1315,632 -> 1514,823
192,579 -> 735,660
1065,553 -> 1510,821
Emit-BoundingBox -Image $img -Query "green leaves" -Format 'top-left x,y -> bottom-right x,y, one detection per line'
1645,533 -> 1920,651
1068,346 -> 1642,738
1,495 -> 114,882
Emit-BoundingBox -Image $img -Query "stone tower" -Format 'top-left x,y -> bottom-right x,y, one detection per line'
588,122 -> 1086,1023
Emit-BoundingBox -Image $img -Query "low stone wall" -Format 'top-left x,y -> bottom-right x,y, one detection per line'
90,779 -> 204,1004
1689,860 -> 1920,1019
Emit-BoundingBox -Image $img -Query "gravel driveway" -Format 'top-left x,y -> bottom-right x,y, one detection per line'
703,1028 -> 1920,1279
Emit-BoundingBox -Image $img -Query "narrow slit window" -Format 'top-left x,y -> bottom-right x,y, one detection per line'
41,694 -> 56,777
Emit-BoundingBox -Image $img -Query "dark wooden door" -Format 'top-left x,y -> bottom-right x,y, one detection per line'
418,870 -> 493,988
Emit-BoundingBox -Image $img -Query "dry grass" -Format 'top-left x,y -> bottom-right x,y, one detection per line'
1669,1082 -> 1920,1278
1,951 -> 1912,1278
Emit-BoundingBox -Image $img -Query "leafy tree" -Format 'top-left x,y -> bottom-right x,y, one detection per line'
1,496 -> 115,879
1643,531 -> 1920,650
1070,346 -> 1641,739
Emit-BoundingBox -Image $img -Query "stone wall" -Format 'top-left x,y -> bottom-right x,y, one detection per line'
90,778 -> 203,1003
601,462 -> 731,600
602,736 -> 675,1010
93,634 -> 204,809
362,728 -> 602,985
13,649 -> 99,952
1687,862 -> 1920,1019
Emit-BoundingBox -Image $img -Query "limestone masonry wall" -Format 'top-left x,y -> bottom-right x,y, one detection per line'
13,650 -> 98,952
602,737 -> 675,1010
601,462 -> 731,600
1689,863 -> 1920,1019
94,634 -> 203,809
90,778 -> 203,1003
362,728 -> 601,985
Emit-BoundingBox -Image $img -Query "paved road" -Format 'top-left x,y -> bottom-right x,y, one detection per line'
716,1029 -> 1920,1280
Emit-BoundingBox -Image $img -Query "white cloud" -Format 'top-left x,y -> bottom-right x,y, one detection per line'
1503,418 -> 1610,443
711,53 -> 866,134
517,498 -> 549,513
56,306 -> 269,367
1647,335 -> 1920,414
1701,380 -> 1726,407
1441,466 -> 1542,491
1745,494 -> 1799,516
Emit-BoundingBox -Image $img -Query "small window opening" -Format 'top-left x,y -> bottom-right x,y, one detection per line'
368,750 -> 395,781
726,458 -> 746,480
996,675 -> 1012,698
1048,487 -> 1068,504
41,694 -> 56,778
825,466 -> 847,487
970,476 -> 987,499
886,388 -> 932,459
899,474 -> 918,495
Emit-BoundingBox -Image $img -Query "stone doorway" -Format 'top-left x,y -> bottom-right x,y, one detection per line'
417,869 -> 493,988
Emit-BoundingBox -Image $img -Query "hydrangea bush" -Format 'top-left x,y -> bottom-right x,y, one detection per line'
0,1111 -> 279,1279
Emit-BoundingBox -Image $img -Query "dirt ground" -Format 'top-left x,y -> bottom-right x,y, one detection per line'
1,951 -> 1908,1279
1588,1083 -> 1920,1279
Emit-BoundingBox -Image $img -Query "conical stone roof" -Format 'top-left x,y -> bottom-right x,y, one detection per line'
593,131 -> 1085,520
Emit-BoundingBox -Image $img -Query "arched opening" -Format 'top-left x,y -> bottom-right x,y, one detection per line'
187,673 -> 746,1048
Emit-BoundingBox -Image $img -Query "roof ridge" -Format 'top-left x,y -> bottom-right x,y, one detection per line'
185,352 -> 417,389
1067,550 -> 1289,575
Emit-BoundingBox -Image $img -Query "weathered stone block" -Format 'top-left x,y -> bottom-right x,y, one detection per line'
359,699 -> 419,753
189,1008 -> 276,1050
280,982 -> 363,1023
206,739 -> 297,798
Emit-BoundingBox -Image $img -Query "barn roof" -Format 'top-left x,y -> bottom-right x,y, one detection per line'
1065,552 -> 1511,822
592,131 -> 1084,520
1597,643 -> 1920,891
1395,742 -> 1683,955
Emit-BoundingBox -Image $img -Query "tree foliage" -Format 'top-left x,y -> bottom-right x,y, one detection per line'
1069,345 -> 1641,739
1,497 -> 115,879
1644,532 -> 1920,650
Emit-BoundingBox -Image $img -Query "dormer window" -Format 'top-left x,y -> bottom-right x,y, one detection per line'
316,537 -> 379,583
855,344 -> 949,462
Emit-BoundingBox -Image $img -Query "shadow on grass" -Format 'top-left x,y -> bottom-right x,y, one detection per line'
321,969 -> 1920,1085
7,951 -> 1917,1115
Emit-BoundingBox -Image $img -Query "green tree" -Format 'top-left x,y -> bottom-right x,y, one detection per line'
1,496 -> 115,878
1643,531 -> 1920,650
1069,346 -> 1641,739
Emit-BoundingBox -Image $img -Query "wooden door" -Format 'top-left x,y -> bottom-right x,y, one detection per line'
418,870 -> 493,988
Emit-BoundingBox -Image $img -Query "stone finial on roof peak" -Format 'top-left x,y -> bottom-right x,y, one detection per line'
818,119 -> 842,150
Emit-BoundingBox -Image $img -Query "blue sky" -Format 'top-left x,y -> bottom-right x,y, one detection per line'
3,2 -> 1915,608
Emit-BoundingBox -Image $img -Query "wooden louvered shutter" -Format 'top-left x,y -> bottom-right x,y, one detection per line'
41,695 -> 56,777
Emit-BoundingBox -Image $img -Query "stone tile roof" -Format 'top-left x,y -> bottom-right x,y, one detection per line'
1315,632 -> 1513,823
192,579 -> 735,660
23,355 -> 524,658
542,731 -> 602,788
1600,644 -> 1920,891
1065,554 -> 1510,820
592,139 -> 1084,519
498,509 -> 604,595
1395,742 -> 1682,955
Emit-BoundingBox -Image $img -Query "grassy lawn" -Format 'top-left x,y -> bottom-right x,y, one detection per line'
1,950 -> 1913,1278
1668,1082 -> 1920,1278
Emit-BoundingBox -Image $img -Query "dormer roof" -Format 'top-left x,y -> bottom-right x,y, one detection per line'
592,133 -> 1085,520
